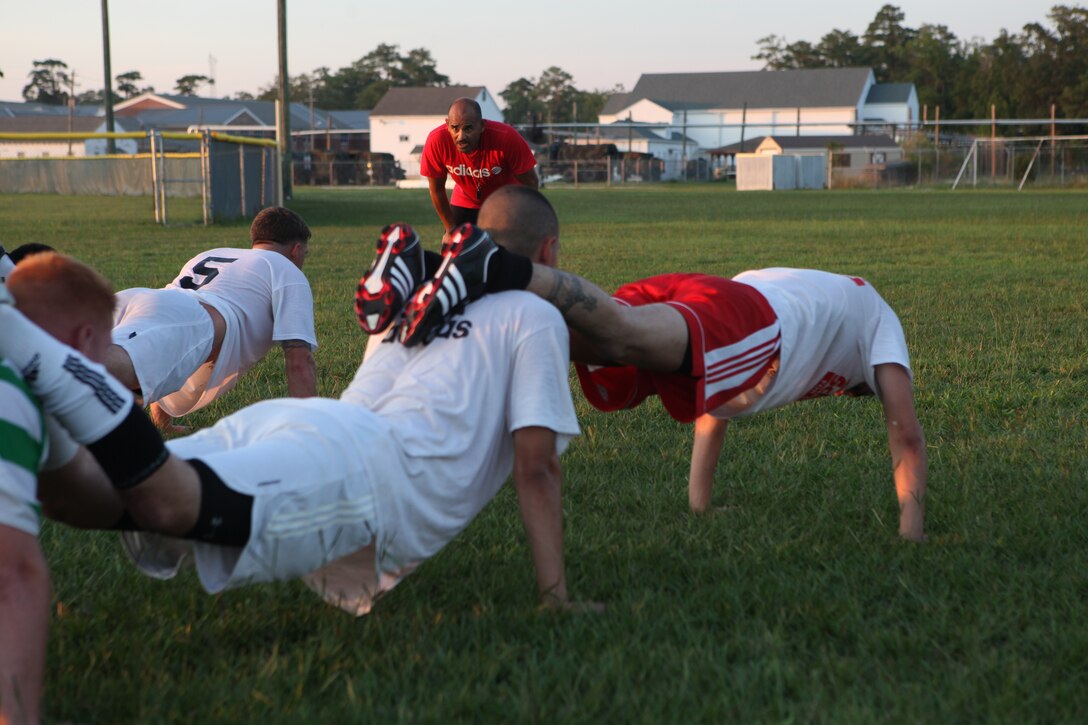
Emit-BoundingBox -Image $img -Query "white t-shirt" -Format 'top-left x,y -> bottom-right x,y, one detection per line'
732,268 -> 911,416
158,247 -> 318,414
341,290 -> 580,578
138,291 -> 579,614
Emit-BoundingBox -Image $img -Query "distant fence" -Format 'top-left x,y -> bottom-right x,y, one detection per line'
0,131 -> 278,223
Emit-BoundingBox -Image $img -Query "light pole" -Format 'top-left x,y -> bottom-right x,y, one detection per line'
101,0 -> 116,154
277,0 -> 292,200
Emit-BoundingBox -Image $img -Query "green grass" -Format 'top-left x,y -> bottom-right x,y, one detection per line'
4,186 -> 1087,722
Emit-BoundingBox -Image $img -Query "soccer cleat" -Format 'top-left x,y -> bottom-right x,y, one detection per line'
354,223 -> 424,334
399,223 -> 497,347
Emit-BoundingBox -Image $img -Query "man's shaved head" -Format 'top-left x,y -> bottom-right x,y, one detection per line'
477,186 -> 559,259
447,98 -> 482,120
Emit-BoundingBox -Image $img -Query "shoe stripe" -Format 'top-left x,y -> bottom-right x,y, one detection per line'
390,261 -> 414,299
364,246 -> 395,294
445,266 -> 469,299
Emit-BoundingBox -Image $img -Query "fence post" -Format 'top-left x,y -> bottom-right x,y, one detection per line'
574,159 -> 578,187
150,131 -> 160,224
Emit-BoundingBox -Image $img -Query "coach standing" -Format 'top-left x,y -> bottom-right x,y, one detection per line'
421,98 -> 538,235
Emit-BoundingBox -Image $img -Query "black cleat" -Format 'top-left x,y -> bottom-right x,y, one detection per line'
399,224 -> 497,347
354,223 -> 424,334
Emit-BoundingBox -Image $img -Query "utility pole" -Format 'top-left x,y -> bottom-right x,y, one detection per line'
67,71 -> 76,156
101,0 -> 116,154
277,0 -> 292,200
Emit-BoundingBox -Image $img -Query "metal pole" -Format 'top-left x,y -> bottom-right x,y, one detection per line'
150,131 -> 160,223
101,0 -> 116,154
277,0 -> 292,200
1050,104 -> 1056,177
239,144 -> 247,217
201,131 -> 210,224
990,104 -> 996,183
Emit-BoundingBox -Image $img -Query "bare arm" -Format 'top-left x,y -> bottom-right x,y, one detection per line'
875,363 -> 927,541
527,266 -> 688,372
281,340 -> 317,398
427,174 -> 455,233
689,414 -> 729,513
512,426 -> 567,606
38,447 -> 124,528
0,526 -> 48,725
515,167 -> 539,189
512,426 -> 602,612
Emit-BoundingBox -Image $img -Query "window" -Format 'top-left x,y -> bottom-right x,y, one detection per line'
871,152 -> 886,164
831,152 -> 851,167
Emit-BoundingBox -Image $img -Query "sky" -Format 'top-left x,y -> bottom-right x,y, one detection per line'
0,0 -> 1070,105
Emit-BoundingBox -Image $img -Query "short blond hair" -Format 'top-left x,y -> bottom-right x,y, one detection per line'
9,252 -> 115,332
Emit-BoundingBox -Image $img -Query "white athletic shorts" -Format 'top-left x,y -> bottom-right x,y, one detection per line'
123,398 -> 402,616
112,288 -> 214,404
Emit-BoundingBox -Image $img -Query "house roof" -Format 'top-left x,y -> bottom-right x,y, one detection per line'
110,92 -> 353,131
764,134 -> 899,150
370,86 -> 486,116
706,136 -> 770,155
602,68 -> 875,115
328,110 -> 370,130
865,83 -> 914,104
0,115 -> 108,133
591,121 -> 697,145
0,100 -> 103,118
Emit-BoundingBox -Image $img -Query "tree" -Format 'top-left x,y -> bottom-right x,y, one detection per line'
175,74 -> 211,96
863,4 -> 917,80
76,89 -> 105,105
22,59 -> 72,105
115,70 -> 152,99
251,44 -> 451,110
500,67 -> 609,126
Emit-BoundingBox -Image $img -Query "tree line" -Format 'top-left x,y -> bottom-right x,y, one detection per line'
13,43 -> 616,126
13,4 -> 1086,128
754,3 -> 1088,121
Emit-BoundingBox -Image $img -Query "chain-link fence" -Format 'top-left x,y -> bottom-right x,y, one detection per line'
290,152 -> 404,187
828,136 -> 1088,189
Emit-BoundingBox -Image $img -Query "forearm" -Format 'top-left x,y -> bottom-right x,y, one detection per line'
514,458 -> 567,604
689,415 -> 729,513
894,447 -> 927,541
0,540 -> 49,725
38,448 -> 125,529
282,345 -> 317,398
527,266 -> 688,371
428,181 -> 455,232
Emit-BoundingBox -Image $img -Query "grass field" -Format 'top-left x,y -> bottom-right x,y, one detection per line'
3,186 -> 1087,722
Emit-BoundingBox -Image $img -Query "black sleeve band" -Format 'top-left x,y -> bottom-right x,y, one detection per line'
86,403 -> 169,490
184,458 -> 254,547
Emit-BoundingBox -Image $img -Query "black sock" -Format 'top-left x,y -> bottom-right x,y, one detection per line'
86,403 -> 169,490
485,247 -> 533,293
184,458 -> 253,547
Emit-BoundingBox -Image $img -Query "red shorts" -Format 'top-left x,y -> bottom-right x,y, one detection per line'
575,273 -> 780,422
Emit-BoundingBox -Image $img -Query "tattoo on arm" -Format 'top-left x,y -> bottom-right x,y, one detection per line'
280,339 -> 313,351
545,271 -> 599,315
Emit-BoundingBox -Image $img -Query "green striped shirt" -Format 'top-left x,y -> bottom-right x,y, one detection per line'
0,359 -> 45,536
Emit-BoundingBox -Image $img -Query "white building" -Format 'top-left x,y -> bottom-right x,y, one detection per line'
369,86 -> 502,177
600,68 -> 920,152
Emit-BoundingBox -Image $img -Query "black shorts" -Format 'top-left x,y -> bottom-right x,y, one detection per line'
451,205 -> 479,228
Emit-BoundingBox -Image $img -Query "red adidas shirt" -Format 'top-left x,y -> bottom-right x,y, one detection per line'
420,120 -> 537,209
